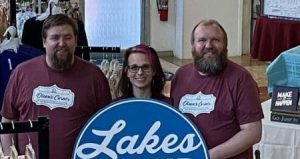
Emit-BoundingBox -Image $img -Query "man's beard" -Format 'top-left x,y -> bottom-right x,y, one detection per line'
192,47 -> 228,76
50,49 -> 73,70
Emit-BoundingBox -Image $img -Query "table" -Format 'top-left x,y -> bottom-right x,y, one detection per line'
251,16 -> 300,61
254,99 -> 300,159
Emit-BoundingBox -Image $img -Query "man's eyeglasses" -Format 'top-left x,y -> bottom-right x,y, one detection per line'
128,64 -> 152,73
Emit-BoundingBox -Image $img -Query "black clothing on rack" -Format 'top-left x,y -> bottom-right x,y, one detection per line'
0,44 -> 44,109
76,20 -> 89,60
21,17 -> 44,52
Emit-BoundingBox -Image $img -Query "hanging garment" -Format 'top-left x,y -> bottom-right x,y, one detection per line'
0,7 -> 9,42
25,142 -> 35,159
0,26 -> 20,53
0,44 -> 43,107
9,143 -> 18,159
0,141 -> 5,158
16,11 -> 36,38
36,0 -> 62,21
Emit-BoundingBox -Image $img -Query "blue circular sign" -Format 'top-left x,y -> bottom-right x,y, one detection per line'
72,99 -> 209,159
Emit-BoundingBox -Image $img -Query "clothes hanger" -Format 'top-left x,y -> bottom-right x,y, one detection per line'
25,141 -> 35,159
104,54 -> 111,79
9,121 -> 18,159
113,53 -> 121,72
36,0 -> 62,21
0,26 -> 20,54
101,54 -> 110,76
9,139 -> 18,159
109,54 -> 116,77
25,120 -> 36,159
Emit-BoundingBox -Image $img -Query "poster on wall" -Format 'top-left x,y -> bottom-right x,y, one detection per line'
263,0 -> 300,21
72,99 -> 209,159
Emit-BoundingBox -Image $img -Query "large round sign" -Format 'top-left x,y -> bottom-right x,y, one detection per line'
72,99 -> 209,159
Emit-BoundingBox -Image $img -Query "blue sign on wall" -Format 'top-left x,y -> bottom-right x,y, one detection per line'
72,99 -> 209,159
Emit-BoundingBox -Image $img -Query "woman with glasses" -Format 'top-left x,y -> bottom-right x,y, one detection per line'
116,44 -> 171,104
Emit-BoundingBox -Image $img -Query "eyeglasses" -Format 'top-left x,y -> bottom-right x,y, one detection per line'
128,64 -> 152,73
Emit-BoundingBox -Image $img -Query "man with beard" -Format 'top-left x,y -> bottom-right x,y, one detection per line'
171,19 -> 263,159
0,14 -> 112,159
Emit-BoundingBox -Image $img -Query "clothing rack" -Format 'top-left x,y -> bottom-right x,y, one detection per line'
9,0 -> 43,26
76,46 -> 121,60
76,46 -> 121,53
0,116 -> 49,159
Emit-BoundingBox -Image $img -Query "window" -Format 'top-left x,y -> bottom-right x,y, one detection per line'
85,0 -> 141,49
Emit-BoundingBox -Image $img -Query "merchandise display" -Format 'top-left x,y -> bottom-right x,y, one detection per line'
0,117 -> 49,159
0,26 -> 43,108
254,99 -> 300,159
3,1 -> 299,159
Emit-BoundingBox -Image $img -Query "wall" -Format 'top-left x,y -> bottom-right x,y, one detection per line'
242,0 -> 251,54
174,0 -> 183,58
174,0 -> 243,59
150,0 -> 249,59
150,0 -> 175,52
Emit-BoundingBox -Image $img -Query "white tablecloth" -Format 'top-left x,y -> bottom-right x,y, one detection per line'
254,99 -> 300,159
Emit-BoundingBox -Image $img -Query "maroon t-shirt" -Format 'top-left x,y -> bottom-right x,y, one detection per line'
171,61 -> 264,159
1,55 -> 112,159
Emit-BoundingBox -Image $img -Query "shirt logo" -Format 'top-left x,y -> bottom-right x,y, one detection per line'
72,99 -> 209,159
32,85 -> 75,110
179,92 -> 216,116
